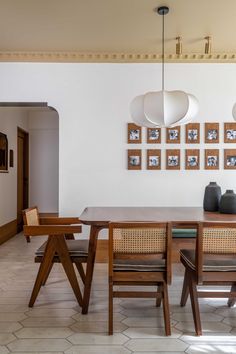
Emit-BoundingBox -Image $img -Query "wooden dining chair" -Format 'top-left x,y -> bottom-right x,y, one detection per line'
109,222 -> 172,336
23,206 -> 88,307
180,222 -> 236,335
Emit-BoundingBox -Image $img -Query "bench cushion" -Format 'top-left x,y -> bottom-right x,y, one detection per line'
114,258 -> 166,272
35,239 -> 89,257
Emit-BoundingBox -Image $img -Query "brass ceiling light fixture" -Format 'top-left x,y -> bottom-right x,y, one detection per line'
205,36 -> 212,54
176,36 -> 182,55
130,6 -> 199,128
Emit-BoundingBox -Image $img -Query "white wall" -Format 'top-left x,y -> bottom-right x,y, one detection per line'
0,63 -> 235,218
28,110 -> 59,212
0,109 -> 28,225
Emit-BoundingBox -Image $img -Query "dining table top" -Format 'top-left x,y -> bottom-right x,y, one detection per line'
79,206 -> 236,227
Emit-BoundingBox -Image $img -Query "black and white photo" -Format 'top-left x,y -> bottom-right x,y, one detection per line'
207,155 -> 218,167
166,126 -> 180,143
207,129 -> 217,141
128,149 -> 142,170
147,149 -> 161,170
186,123 -> 200,144
128,123 -> 142,144
205,123 -> 219,143
226,156 -> 236,167
187,156 -> 198,167
224,123 -> 236,143
149,156 -> 159,167
169,129 -> 179,140
129,155 -> 140,166
168,155 -> 179,166
188,129 -> 198,141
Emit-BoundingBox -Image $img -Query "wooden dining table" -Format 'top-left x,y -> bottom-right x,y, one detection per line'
79,206 -> 236,314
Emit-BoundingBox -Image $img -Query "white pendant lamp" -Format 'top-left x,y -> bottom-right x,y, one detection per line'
130,6 -> 199,128
232,103 -> 236,120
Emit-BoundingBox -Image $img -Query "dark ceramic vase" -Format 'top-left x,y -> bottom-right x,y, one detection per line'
203,182 -> 221,212
219,190 -> 236,214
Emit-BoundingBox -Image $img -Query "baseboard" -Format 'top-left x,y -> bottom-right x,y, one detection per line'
95,238 -> 196,263
0,219 -> 17,245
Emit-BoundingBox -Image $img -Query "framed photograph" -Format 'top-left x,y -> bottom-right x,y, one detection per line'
224,123 -> 236,143
147,128 -> 161,144
185,123 -> 200,144
166,126 -> 180,144
224,149 -> 236,169
166,149 -> 180,170
128,149 -> 142,170
127,123 -> 142,144
205,149 -> 219,170
205,123 -> 219,143
147,149 -> 161,170
185,149 -> 200,170
0,132 -> 8,172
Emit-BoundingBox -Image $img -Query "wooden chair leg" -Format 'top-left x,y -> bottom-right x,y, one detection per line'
75,263 -> 86,284
189,275 -> 202,336
82,225 -> 101,314
41,262 -> 53,286
26,236 -> 31,243
108,281 -> 113,335
180,268 -> 190,307
162,282 -> 171,336
29,237 -> 56,307
55,235 -> 83,307
156,284 -> 162,307
228,284 -> 236,307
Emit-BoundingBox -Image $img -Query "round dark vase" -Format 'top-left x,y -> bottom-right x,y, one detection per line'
219,190 -> 236,214
203,182 -> 221,212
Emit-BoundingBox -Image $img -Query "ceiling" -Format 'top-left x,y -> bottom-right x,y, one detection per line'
0,0 -> 235,55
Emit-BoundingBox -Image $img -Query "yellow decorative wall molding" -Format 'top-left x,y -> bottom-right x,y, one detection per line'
0,51 -> 236,63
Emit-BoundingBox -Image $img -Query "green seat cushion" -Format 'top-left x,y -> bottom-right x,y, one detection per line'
172,228 -> 196,238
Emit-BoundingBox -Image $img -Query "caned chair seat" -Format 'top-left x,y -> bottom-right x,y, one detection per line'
180,249 -> 236,272
114,258 -> 166,272
36,239 -> 89,257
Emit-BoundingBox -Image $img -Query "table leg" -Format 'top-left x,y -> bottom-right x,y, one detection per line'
82,225 -> 102,314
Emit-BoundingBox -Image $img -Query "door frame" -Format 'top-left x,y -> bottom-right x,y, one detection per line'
17,127 -> 29,232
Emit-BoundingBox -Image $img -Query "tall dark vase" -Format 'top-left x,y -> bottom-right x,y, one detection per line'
203,182 -> 221,212
219,190 -> 236,214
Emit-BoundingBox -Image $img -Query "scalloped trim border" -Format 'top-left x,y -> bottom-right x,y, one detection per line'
0,52 -> 236,63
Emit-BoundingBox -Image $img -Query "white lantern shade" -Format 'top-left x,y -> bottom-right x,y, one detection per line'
232,103 -> 236,121
130,90 -> 199,128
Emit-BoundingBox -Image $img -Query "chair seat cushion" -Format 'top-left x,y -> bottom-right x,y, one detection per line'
113,258 -> 166,272
35,240 -> 89,257
180,249 -> 236,271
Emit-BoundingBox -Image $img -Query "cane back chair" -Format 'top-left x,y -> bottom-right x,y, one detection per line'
180,222 -> 236,335
109,222 -> 172,336
23,206 -> 88,307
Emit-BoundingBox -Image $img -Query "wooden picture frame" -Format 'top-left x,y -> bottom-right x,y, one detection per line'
205,123 -> 219,143
166,149 -> 180,170
9,149 -> 14,167
127,123 -> 142,144
147,149 -> 161,170
166,126 -> 180,144
185,123 -> 200,144
0,132 -> 8,172
128,149 -> 142,170
205,149 -> 219,170
224,149 -> 236,169
224,123 -> 236,143
185,149 -> 200,170
147,128 -> 161,144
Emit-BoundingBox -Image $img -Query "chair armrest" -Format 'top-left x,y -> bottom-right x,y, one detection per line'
23,225 -> 82,236
40,217 -> 81,225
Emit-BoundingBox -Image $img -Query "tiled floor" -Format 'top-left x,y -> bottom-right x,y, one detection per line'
0,234 -> 236,353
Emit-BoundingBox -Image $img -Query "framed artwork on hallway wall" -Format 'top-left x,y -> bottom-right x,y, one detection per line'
224,123 -> 236,143
224,149 -> 236,169
185,149 -> 200,170
166,149 -> 180,170
0,132 -> 8,172
147,128 -> 161,143
166,126 -> 180,144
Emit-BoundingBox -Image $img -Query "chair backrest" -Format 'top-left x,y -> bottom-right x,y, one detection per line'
22,206 -> 40,226
196,222 -> 236,282
109,222 -> 172,282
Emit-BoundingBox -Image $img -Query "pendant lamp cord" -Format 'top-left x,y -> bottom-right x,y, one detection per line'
162,10 -> 165,91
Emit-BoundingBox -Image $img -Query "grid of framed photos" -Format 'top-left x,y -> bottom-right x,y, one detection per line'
127,122 -> 236,170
